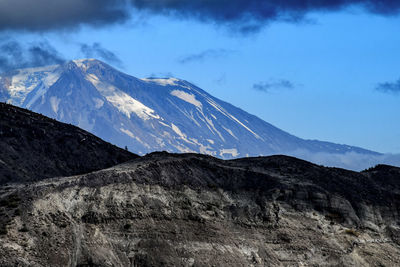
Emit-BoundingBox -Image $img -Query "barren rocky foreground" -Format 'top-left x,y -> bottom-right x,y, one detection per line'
1,152 -> 400,266
0,103 -> 136,185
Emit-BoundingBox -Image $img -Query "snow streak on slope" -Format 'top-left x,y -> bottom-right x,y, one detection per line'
190,86 -> 262,140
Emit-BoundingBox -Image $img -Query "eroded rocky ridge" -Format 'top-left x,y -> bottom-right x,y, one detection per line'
0,103 -> 137,184
1,152 -> 399,266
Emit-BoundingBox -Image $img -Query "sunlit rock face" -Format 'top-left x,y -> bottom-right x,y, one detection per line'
0,59 -> 378,158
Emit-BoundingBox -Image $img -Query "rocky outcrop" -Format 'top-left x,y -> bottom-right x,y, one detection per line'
1,152 -> 399,266
0,103 -> 137,184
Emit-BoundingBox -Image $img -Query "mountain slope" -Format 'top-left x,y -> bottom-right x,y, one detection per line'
0,59 -> 379,158
0,103 -> 137,184
0,152 -> 399,266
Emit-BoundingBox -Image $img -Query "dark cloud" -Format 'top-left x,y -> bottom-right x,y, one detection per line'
1,1 -> 400,32
80,43 -> 122,66
178,49 -> 233,64
130,0 -> 400,33
376,79 -> 400,95
253,79 -> 295,93
28,43 -> 65,68
0,0 -> 129,31
0,40 -> 65,72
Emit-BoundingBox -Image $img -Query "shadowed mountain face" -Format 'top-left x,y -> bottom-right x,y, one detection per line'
1,151 -> 399,266
0,59 -> 378,159
0,103 -> 137,184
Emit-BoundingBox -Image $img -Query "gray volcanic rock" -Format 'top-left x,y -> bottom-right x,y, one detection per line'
0,59 -> 379,159
1,152 -> 399,266
0,103 -> 137,184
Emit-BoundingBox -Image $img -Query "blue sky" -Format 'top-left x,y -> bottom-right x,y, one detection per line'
2,3 -> 400,153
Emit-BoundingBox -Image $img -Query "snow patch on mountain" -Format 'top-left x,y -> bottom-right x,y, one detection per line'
73,58 -> 96,70
77,111 -> 94,132
171,123 -> 186,139
222,126 -> 238,140
49,97 -> 60,114
170,90 -> 202,109
7,65 -> 60,106
93,98 -> 104,109
159,121 -> 170,128
25,84 -> 47,109
120,128 -> 135,138
203,115 -> 224,141
142,77 -> 180,86
107,91 -> 159,120
220,148 -> 239,157
201,95 -> 262,140
86,74 -> 160,120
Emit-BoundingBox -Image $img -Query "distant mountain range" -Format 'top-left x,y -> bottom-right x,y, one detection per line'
0,59 -> 378,158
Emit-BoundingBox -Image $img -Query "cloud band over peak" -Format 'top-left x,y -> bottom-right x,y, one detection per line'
0,0 -> 400,32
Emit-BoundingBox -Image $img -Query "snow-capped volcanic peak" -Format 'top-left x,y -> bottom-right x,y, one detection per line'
0,59 -> 379,158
